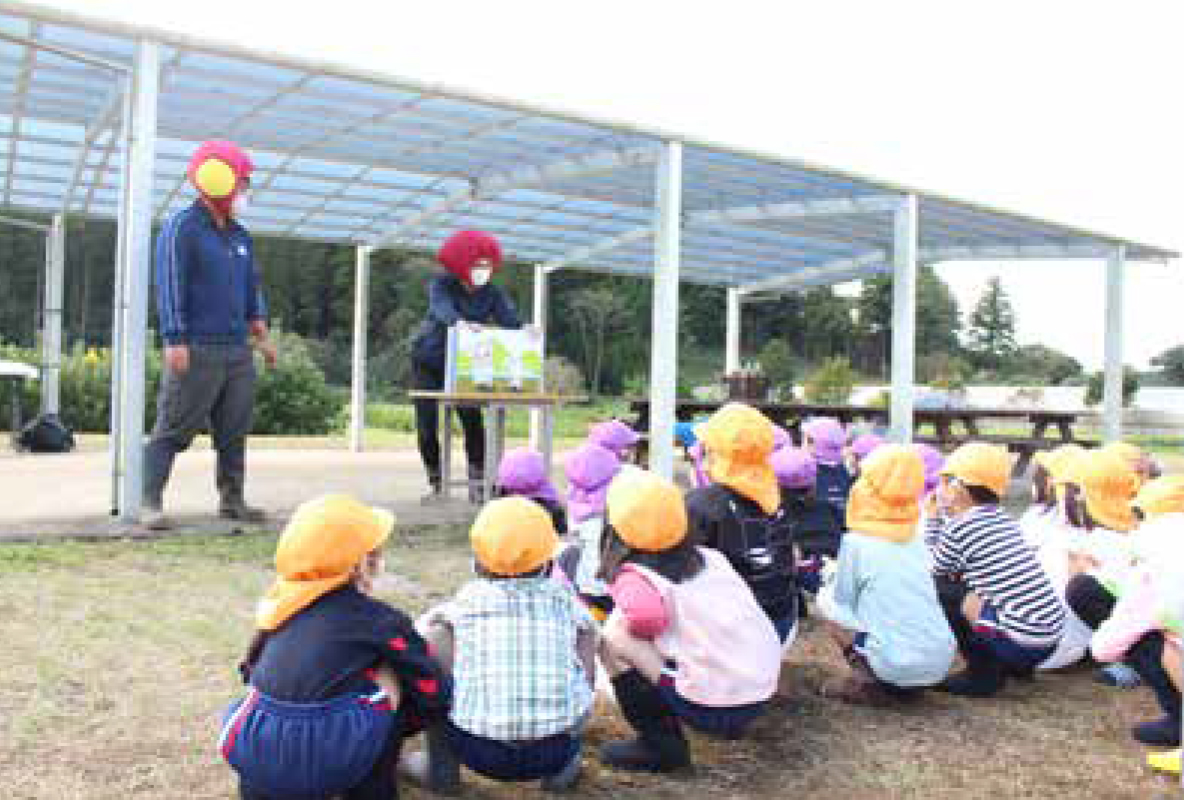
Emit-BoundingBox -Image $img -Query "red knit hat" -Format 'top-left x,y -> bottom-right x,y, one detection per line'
438,230 -> 502,288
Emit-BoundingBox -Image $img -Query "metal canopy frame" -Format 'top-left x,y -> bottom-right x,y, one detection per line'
0,1 -> 1177,518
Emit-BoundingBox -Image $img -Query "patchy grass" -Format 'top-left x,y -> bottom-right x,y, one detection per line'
0,531 -> 1179,800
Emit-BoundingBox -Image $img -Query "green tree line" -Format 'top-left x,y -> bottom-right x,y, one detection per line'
1,212 -> 1137,399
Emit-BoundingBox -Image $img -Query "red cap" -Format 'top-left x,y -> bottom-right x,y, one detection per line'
438,230 -> 502,288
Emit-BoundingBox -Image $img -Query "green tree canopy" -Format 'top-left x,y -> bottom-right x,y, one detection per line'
967,276 -> 1017,370
1151,344 -> 1184,385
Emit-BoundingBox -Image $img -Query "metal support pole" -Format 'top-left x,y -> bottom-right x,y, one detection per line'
349,245 -> 372,452
529,263 -> 548,449
649,140 -> 683,478
725,287 -> 742,375
889,195 -> 918,444
41,213 -> 65,416
115,40 -> 159,522
110,78 -> 132,514
1103,244 -> 1126,442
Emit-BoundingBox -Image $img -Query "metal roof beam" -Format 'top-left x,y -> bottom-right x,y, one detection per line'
921,244 -> 1115,260
738,251 -> 887,294
61,85 -> 124,213
688,195 -> 902,226
368,144 -> 659,248
539,226 -> 654,273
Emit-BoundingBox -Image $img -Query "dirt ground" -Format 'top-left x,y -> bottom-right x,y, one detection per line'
1,527 -> 1180,800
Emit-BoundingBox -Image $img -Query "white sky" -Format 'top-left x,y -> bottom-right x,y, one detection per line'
39,0 -> 1184,369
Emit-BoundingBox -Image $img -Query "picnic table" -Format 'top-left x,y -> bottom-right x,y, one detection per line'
626,399 -> 1093,475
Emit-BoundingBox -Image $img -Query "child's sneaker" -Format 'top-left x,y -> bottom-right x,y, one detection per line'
1095,663 -> 1142,688
1147,748 -> 1181,775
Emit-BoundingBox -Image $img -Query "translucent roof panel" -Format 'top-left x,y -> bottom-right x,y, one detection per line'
0,3 -> 1175,290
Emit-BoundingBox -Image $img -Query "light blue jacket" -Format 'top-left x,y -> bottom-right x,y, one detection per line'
824,531 -> 956,687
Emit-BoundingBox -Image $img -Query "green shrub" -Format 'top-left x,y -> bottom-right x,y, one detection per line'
1084,367 -> 1140,407
253,330 -> 340,435
803,357 -> 857,404
365,403 -> 416,432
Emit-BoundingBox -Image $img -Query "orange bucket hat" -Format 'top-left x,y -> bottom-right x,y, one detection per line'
470,496 -> 559,577
257,495 -> 394,630
1131,475 -> 1184,520
846,444 -> 924,543
1077,449 -> 1139,532
1101,441 -> 1151,486
606,469 -> 688,552
694,403 -> 779,514
940,442 -> 1011,498
1033,444 -> 1086,481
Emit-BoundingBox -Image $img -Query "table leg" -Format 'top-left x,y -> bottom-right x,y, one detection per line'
483,405 -> 499,504
441,403 -> 454,499
1057,420 -> 1074,442
542,405 -> 555,478
963,416 -> 980,438
11,385 -> 20,450
1032,419 -> 1049,441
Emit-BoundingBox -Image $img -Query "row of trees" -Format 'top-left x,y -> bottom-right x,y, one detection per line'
1,213 -> 1179,399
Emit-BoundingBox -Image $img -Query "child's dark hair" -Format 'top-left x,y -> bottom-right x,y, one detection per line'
966,483 -> 1000,506
1031,465 -> 1055,509
1064,484 -> 1091,529
597,523 -> 704,585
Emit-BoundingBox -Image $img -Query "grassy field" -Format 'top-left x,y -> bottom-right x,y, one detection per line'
1,528 -> 1181,800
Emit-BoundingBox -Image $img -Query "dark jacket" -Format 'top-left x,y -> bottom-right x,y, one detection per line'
411,274 -> 521,369
155,201 -> 265,346
245,587 -> 450,725
685,484 -> 797,622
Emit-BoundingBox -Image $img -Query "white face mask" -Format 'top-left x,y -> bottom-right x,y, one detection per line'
471,267 -> 492,287
231,192 -> 251,217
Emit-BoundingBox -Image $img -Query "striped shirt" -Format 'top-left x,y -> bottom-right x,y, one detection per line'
443,576 -> 594,741
932,505 -> 1065,645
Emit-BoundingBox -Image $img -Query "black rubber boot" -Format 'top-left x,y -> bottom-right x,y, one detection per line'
937,590 -> 1007,698
1126,633 -> 1182,747
600,670 -> 691,774
424,723 -> 462,795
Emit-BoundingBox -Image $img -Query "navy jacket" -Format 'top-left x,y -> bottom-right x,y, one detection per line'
155,201 -> 266,346
411,274 -> 521,369
246,587 -> 451,723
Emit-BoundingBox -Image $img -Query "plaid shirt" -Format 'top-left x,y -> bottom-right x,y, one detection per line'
443,576 -> 594,741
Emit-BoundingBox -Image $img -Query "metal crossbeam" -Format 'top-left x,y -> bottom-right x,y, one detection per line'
688,195 -> 902,225
62,86 -> 125,213
738,251 -> 887,295
3,23 -> 40,207
367,145 -> 660,248
540,226 -> 653,272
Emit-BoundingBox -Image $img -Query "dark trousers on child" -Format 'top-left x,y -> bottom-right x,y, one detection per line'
1066,573 -> 1181,727
412,360 -> 485,489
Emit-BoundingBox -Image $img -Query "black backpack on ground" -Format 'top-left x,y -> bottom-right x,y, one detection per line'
17,414 -> 75,453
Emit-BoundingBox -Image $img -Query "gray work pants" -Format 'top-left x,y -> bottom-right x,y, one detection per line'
143,343 -> 256,509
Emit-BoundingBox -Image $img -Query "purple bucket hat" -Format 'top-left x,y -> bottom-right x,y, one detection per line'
773,446 -> 817,490
588,419 -> 640,458
912,443 -> 945,494
850,433 -> 885,462
772,424 -> 791,453
496,447 -> 560,506
564,443 -> 622,525
802,417 -> 846,465
688,441 -> 710,488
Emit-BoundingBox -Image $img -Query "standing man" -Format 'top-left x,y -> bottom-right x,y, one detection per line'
411,230 -> 522,504
142,140 -> 276,530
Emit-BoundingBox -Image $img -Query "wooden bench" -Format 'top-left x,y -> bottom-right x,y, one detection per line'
914,433 -> 1099,476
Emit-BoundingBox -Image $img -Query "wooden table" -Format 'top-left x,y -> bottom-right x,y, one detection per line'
627,399 -> 887,438
1,360 -> 37,449
627,399 -> 1092,475
409,392 -> 587,502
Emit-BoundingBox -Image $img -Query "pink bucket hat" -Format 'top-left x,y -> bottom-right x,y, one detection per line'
496,447 -> 560,506
802,417 -> 846,465
564,443 -> 622,525
773,446 -> 817,490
